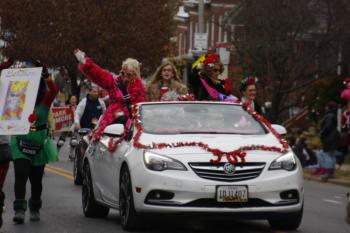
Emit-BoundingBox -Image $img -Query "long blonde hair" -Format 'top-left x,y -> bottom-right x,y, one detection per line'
148,61 -> 181,85
146,61 -> 187,101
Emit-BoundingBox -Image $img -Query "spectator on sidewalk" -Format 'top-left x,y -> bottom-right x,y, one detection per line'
315,101 -> 342,181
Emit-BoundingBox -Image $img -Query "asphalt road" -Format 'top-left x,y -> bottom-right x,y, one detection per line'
1,142 -> 350,233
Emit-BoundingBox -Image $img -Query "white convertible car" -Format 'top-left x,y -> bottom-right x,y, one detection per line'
81,102 -> 303,231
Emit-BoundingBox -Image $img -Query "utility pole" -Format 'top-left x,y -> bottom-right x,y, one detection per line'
198,0 -> 205,33
193,0 -> 207,55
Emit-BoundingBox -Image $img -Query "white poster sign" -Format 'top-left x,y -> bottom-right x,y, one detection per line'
0,68 -> 42,135
194,32 -> 208,51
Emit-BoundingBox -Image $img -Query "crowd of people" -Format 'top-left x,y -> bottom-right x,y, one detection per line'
0,49 -> 349,227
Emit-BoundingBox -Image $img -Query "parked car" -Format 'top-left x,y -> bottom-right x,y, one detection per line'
81,102 -> 304,231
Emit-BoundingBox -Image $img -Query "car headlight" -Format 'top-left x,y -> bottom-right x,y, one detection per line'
143,151 -> 187,171
269,152 -> 296,171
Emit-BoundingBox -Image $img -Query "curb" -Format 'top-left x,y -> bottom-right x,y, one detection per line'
304,174 -> 350,187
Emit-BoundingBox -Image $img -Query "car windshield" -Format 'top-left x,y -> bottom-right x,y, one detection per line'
139,103 -> 268,135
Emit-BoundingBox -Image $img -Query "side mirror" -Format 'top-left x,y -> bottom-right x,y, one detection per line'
271,124 -> 287,135
104,124 -> 125,137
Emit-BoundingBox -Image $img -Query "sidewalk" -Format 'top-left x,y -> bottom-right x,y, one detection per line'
303,164 -> 350,187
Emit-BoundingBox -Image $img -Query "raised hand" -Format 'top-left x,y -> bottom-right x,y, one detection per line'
34,60 -> 49,79
74,49 -> 86,63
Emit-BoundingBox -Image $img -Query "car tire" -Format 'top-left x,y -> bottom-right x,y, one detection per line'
73,146 -> 83,185
82,162 -> 109,218
119,166 -> 139,231
268,204 -> 303,230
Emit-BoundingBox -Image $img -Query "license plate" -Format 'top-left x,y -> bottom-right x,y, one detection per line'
216,185 -> 248,202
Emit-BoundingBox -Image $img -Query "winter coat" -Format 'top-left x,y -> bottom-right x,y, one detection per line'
189,68 -> 232,101
74,95 -> 106,129
146,80 -> 187,101
78,58 -> 146,141
320,110 -> 341,152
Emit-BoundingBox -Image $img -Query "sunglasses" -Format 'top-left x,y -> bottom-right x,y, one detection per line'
120,71 -> 134,77
213,68 -> 222,73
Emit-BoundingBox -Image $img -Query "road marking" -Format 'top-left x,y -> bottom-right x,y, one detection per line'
322,199 -> 341,204
45,166 -> 74,180
46,164 -> 73,176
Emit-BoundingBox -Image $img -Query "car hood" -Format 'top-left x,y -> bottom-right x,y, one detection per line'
138,132 -> 284,155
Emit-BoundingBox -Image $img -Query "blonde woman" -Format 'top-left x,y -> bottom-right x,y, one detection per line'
74,49 -> 145,141
146,62 -> 187,101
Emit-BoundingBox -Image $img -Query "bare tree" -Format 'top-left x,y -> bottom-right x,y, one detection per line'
0,0 -> 176,96
225,0 -> 350,122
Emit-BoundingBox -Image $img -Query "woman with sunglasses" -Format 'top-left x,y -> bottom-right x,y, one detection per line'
190,53 -> 236,101
74,49 -> 145,141
146,61 -> 187,101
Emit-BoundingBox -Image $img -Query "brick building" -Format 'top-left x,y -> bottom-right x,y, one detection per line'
173,0 -> 237,85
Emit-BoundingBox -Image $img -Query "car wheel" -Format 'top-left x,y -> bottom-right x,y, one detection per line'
82,161 -> 109,218
73,146 -> 83,185
268,204 -> 303,230
119,166 -> 139,231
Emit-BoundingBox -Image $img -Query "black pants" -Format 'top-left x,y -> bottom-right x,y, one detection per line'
14,159 -> 45,201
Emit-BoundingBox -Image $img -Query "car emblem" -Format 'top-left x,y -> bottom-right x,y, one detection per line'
223,163 -> 236,175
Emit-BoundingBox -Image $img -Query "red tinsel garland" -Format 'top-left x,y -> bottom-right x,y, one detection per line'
107,130 -> 128,152
107,102 -> 289,165
130,103 -> 289,164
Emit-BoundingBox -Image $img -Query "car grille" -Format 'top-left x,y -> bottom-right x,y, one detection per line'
184,198 -> 274,207
188,162 -> 265,182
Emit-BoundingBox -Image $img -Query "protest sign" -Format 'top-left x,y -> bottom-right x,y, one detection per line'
50,107 -> 74,132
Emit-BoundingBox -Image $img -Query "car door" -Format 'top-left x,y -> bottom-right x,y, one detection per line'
92,135 -> 130,205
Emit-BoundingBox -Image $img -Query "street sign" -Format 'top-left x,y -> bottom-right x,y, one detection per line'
215,42 -> 231,65
194,32 -> 208,51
